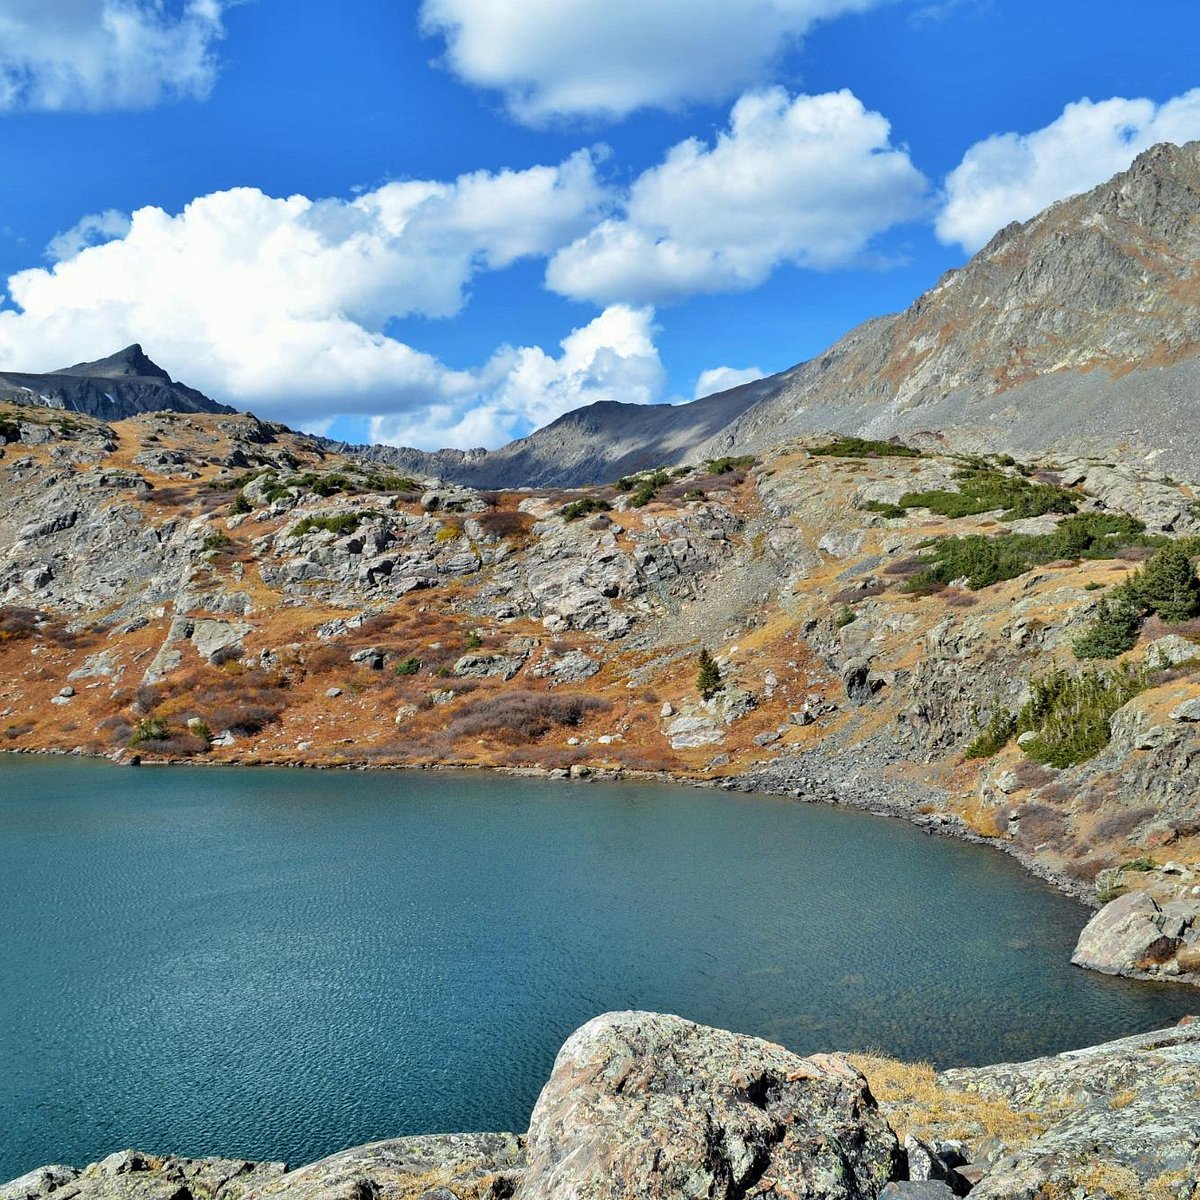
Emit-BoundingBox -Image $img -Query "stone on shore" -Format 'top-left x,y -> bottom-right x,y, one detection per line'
516,1010 -> 902,1200
1072,888 -> 1200,981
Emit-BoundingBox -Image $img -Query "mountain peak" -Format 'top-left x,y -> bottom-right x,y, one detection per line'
52,344 -> 173,382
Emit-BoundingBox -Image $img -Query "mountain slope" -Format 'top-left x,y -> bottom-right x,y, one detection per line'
352,139 -> 1200,487
342,370 -> 783,488
0,344 -> 233,419
698,139 -> 1200,470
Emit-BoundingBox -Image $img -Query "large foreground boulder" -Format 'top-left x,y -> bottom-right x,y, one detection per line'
516,1010 -> 902,1200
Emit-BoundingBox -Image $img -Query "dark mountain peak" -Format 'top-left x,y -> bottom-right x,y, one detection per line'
0,345 -> 233,419
52,344 -> 172,382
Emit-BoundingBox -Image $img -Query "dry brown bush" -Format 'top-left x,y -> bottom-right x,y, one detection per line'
304,644 -> 350,674
205,703 -> 284,735
1014,803 -> 1069,847
884,557 -> 925,577
96,715 -> 132,744
1011,758 -> 1056,790
134,733 -> 209,757
475,509 -> 533,540
943,590 -> 978,608
1092,807 -> 1156,842
1061,856 -> 1109,882
0,606 -> 39,641
448,690 -> 610,742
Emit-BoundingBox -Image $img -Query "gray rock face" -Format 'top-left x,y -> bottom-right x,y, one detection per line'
940,1023 -> 1200,1198
453,652 -> 527,681
246,1134 -> 525,1200
517,1010 -> 902,1200
0,1150 -> 286,1200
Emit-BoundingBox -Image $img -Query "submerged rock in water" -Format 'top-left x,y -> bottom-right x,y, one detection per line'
516,1010 -> 902,1199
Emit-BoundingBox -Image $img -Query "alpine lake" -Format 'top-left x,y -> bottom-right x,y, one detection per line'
2,755 -> 1194,1180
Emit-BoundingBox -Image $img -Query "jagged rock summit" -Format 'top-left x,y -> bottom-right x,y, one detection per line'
0,345 -> 232,419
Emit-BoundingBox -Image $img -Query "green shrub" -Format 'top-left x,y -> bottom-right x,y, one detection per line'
1019,666 -> 1147,769
705,455 -> 756,474
560,496 -> 612,522
906,513 -> 1151,592
861,500 -> 907,519
202,530 -> 231,552
361,473 -> 418,493
963,709 -> 1018,759
289,512 -> 365,538
1119,856 -> 1157,873
393,657 -> 421,676
697,648 -> 722,699
835,607 -> 856,628
897,467 -> 1078,522
211,468 -> 269,491
464,630 -> 483,650
809,437 -> 922,458
129,716 -> 170,746
1129,542 -> 1200,622
1072,594 -> 1142,660
228,491 -> 252,515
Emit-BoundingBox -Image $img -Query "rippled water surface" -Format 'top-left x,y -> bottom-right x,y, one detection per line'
2,756 -> 1194,1179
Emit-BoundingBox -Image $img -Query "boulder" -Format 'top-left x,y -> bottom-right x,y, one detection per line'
530,649 -> 599,686
942,1023 -> 1200,1198
517,1010 -> 901,1200
453,653 -> 526,681
1170,696 -> 1200,722
842,657 -> 882,706
1072,889 -> 1187,975
664,714 -> 726,748
1145,634 -> 1200,670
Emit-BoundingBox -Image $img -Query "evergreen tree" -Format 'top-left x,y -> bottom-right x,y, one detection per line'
1133,543 -> 1200,623
697,649 -> 723,699
1073,595 -> 1142,660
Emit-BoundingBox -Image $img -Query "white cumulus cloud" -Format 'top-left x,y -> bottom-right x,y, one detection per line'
0,156 -> 654,448
546,88 -> 929,305
937,89 -> 1200,252
0,0 -> 229,112
693,365 -> 765,400
419,0 -> 891,123
368,305 -> 665,450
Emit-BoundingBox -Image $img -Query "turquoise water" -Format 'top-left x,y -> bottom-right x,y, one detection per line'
1,756 -> 1194,1179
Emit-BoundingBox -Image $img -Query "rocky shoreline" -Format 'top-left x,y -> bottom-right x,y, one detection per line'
4,1011 -> 1198,1200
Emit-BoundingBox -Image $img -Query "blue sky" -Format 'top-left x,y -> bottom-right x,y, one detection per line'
0,0 -> 1198,448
